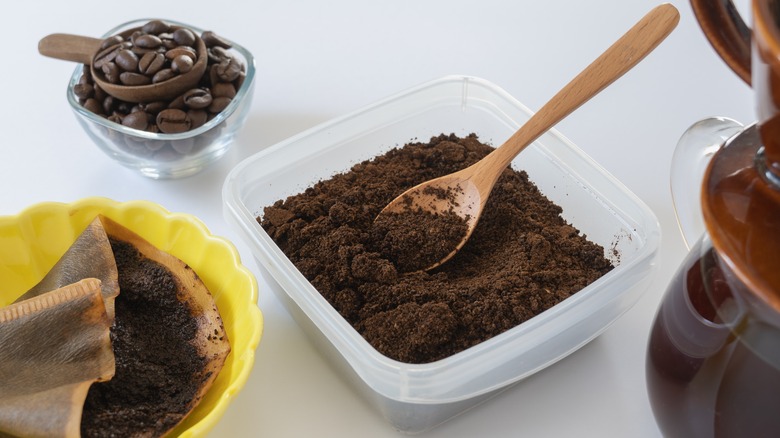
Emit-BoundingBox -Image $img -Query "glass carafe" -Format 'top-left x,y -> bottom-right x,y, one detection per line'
646,118 -> 780,437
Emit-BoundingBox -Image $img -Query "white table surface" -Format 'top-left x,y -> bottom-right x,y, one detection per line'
2,0 -> 755,436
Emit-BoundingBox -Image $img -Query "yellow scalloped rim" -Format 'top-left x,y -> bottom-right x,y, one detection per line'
0,197 -> 262,437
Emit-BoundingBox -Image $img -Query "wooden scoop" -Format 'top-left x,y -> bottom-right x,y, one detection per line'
376,3 -> 680,271
38,26 -> 207,103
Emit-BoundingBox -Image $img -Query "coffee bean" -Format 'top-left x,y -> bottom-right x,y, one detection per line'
74,83 -> 94,99
122,111 -> 150,131
187,109 -> 208,129
207,49 -> 222,64
101,62 -> 120,83
144,138 -> 165,151
212,82 -> 236,98
116,101 -> 133,113
172,55 -> 194,73
115,49 -> 139,72
157,108 -> 191,133
99,35 -> 124,50
83,98 -> 103,115
131,46 -> 158,56
142,20 -> 170,35
168,94 -> 186,110
234,72 -> 246,91
103,96 -> 116,114
208,96 -> 232,113
152,68 -> 175,83
207,46 -> 231,64
182,88 -> 212,109
94,84 -> 107,101
215,58 -> 241,82
139,52 -> 165,75
134,34 -> 162,49
165,46 -> 197,62
131,46 -> 167,58
208,64 -> 220,86
119,72 -> 152,86
79,69 -> 92,84
143,101 -> 168,114
173,28 -> 196,47
93,44 -> 121,69
129,30 -> 144,44
121,135 -> 150,155
159,35 -> 178,50
201,31 -> 232,49
171,137 -> 196,154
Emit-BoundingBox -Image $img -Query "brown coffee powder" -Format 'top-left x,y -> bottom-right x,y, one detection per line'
373,207 -> 468,273
261,133 -> 613,364
80,238 -> 204,437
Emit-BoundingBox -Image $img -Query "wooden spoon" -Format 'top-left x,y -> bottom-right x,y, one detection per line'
376,3 -> 679,271
38,27 -> 207,103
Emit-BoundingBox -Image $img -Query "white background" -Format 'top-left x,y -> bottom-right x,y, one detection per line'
2,0 -> 755,436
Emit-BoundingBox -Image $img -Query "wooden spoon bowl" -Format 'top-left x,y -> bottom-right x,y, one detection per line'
38,25 -> 207,103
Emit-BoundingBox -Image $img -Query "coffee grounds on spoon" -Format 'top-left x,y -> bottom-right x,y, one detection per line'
373,183 -> 470,273
261,133 -> 613,364
373,208 -> 468,273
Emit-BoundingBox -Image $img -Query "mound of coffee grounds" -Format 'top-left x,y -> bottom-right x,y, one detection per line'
80,238 -> 205,437
261,133 -> 613,364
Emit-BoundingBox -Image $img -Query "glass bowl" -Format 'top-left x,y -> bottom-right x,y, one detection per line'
223,75 -> 661,433
0,197 -> 263,437
66,19 -> 256,179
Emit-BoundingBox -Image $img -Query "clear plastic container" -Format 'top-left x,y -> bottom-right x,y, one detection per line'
222,75 -> 660,434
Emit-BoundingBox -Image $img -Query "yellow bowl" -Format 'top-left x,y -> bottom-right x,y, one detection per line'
0,197 -> 262,437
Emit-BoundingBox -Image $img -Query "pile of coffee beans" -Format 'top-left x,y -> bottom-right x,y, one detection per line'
73,20 -> 246,135
93,20 -> 200,87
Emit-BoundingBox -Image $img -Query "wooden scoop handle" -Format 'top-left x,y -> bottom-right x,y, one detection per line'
38,33 -> 102,65
480,3 -> 680,175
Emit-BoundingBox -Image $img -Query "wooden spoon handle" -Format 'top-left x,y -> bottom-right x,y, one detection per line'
38,33 -> 103,65
483,3 -> 680,174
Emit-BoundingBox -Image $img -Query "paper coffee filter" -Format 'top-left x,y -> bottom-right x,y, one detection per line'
15,217 -> 120,319
99,215 -> 231,433
0,278 -> 115,438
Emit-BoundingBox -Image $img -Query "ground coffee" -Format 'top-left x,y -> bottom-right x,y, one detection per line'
80,238 -> 204,437
261,133 -> 613,364
374,209 -> 468,274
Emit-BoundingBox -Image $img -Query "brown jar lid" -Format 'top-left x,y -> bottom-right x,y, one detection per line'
702,124 -> 780,311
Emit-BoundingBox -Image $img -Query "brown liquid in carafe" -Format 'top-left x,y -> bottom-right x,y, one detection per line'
646,239 -> 780,438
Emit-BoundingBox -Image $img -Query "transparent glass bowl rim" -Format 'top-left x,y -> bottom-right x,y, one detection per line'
65,18 -> 256,141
